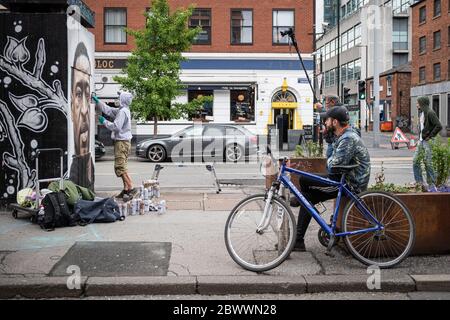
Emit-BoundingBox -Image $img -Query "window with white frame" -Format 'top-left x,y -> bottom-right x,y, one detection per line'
231,10 -> 253,44
354,59 -> 361,79
383,101 -> 392,121
387,77 -> 392,96
273,10 -> 294,44
392,0 -> 411,14
104,8 -> 127,44
341,31 -> 348,51
354,24 -> 361,45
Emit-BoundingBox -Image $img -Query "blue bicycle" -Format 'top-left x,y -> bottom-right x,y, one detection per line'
225,155 -> 415,272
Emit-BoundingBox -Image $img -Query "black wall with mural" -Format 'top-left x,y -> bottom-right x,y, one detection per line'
0,12 -> 68,205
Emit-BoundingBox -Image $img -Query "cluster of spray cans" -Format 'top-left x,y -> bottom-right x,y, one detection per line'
117,180 -> 166,218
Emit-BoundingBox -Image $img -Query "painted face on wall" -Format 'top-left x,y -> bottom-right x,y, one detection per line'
71,44 -> 91,156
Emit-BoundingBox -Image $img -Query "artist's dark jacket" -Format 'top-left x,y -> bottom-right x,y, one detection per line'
419,104 -> 442,141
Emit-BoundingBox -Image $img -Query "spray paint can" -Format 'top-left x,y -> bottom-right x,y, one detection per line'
158,200 -> 166,214
118,202 -> 123,217
137,199 -> 144,215
131,199 -> 137,215
144,199 -> 150,213
140,185 -> 144,198
143,188 -> 149,200
139,200 -> 145,215
149,186 -> 155,198
122,202 -> 128,217
148,187 -> 154,199
154,186 -> 160,198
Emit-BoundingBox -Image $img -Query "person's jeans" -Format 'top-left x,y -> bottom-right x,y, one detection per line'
413,140 -> 436,185
296,173 -> 340,243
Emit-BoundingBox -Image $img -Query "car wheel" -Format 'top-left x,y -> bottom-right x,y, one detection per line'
224,144 -> 243,162
147,145 -> 166,162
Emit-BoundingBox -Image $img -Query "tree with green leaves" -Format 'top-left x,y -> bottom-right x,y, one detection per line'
113,0 -> 212,137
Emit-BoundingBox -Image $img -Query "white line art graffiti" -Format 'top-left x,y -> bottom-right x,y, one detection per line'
0,27 -> 68,195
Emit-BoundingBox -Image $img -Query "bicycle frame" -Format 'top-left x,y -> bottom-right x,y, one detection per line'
276,161 -> 383,238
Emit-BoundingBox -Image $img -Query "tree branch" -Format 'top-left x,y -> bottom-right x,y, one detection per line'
0,100 -> 34,189
0,56 -> 67,115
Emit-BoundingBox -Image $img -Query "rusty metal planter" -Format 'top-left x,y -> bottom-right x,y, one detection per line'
336,192 -> 450,256
265,157 -> 327,190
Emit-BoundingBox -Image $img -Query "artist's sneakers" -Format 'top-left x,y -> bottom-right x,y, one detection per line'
115,189 -> 126,199
126,188 -> 139,198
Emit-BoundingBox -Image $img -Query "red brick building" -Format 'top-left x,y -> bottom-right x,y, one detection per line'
366,63 -> 412,132
86,0 -> 314,54
84,0 -> 316,139
410,0 -> 449,136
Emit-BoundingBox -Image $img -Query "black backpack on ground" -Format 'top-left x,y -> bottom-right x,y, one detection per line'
74,197 -> 123,226
36,192 -> 77,231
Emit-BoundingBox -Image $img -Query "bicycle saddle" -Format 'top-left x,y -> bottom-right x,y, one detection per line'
329,164 -> 359,173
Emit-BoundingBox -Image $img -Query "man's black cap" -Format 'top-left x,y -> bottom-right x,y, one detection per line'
320,105 -> 350,122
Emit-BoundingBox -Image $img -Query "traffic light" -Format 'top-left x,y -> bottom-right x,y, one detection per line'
343,87 -> 351,104
358,80 -> 366,100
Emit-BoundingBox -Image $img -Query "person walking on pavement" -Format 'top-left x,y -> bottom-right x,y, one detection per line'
92,91 -> 138,199
413,96 -> 442,191
293,105 -> 371,251
322,95 -> 343,159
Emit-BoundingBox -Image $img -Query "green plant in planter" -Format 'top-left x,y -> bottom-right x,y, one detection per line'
294,141 -> 324,158
369,161 -> 421,193
430,137 -> 450,187
415,137 -> 450,187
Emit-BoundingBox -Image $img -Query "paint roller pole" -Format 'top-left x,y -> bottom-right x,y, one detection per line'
282,28 -> 318,104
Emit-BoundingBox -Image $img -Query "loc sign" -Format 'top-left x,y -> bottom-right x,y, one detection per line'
95,59 -> 127,70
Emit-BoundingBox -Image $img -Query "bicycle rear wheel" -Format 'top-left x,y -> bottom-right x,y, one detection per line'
342,191 -> 415,268
224,194 -> 296,272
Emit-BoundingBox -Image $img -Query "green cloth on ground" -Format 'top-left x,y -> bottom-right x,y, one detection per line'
48,180 -> 95,206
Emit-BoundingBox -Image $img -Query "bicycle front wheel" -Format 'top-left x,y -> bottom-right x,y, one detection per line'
224,194 -> 296,272
342,191 -> 415,268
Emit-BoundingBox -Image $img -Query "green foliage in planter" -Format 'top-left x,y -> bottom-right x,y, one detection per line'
294,141 -> 324,158
369,161 -> 421,193
430,137 -> 450,187
415,137 -> 450,187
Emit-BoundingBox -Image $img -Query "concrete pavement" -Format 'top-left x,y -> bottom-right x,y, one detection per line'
1,131 -> 447,299
1,187 -> 449,298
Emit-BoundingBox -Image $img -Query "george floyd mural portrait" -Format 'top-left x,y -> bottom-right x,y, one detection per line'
0,6 -> 96,205
68,16 -> 95,191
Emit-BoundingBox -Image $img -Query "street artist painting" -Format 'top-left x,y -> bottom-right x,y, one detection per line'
67,17 -> 95,190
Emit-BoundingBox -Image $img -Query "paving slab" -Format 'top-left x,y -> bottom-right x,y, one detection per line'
50,241 -> 172,277
304,274 -> 415,293
166,201 -> 203,210
411,275 -> 450,292
0,247 -> 69,276
0,276 -> 86,299
197,276 -> 307,295
85,276 -> 197,296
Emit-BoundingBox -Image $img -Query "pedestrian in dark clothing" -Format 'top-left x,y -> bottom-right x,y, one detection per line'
413,96 -> 442,191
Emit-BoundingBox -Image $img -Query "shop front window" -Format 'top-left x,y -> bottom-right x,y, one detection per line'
230,89 -> 255,122
188,90 -> 214,120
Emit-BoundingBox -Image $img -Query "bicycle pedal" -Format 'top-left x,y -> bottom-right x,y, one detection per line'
327,235 -> 336,252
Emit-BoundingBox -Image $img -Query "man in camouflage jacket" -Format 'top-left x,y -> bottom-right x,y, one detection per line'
294,105 -> 371,252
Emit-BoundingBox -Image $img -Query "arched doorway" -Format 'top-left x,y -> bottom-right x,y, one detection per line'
271,90 -> 298,143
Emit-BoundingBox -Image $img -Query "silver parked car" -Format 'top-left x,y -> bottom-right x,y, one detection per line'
136,124 -> 258,162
